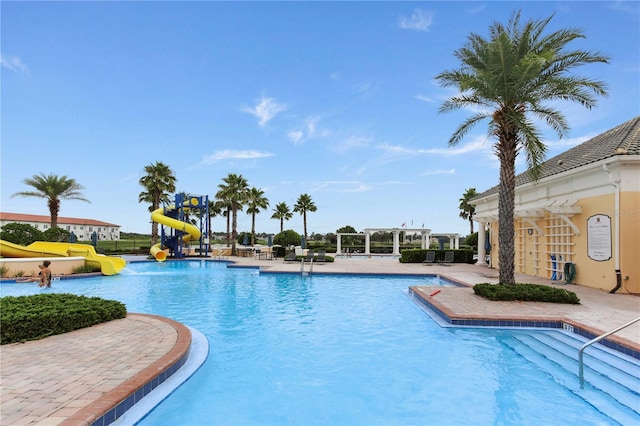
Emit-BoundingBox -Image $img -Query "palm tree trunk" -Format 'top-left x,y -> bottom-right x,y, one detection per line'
231,207 -> 237,256
280,218 -> 284,233
303,213 -> 307,242
251,213 -> 256,246
469,218 -> 474,235
497,136 -> 517,285
226,208 -> 231,246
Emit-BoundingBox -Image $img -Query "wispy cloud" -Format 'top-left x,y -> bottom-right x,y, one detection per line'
414,94 -> 435,103
195,149 -> 274,167
399,8 -> 434,32
421,168 -> 456,176
241,96 -> 287,127
312,180 -> 372,193
1,54 -> 29,73
288,115 -> 330,145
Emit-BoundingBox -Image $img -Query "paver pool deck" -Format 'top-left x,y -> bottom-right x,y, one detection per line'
1,256 -> 639,425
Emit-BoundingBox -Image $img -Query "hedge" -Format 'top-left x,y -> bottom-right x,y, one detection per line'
1,293 -> 127,344
400,249 -> 475,264
473,283 -> 580,304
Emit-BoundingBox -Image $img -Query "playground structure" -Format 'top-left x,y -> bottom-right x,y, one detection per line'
150,193 -> 210,262
0,240 -> 126,276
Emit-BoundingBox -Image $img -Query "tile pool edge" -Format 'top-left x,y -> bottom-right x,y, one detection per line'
408,287 -> 640,360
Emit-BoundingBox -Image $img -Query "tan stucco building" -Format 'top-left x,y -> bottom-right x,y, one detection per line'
472,116 -> 640,294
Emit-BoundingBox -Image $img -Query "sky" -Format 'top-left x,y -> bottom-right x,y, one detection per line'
1,1 -> 639,237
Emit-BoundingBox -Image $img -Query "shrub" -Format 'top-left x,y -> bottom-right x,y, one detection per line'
0,222 -> 43,245
72,264 -> 101,274
1,293 -> 127,345
473,283 -> 580,304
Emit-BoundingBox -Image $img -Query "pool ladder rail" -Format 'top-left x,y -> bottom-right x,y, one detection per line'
300,257 -> 314,275
579,315 -> 640,389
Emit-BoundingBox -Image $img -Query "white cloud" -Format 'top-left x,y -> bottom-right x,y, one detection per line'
312,180 -> 372,193
399,8 -> 434,32
241,96 -> 287,127
287,115 -> 330,144
195,149 -> 274,166
414,94 -> 434,103
1,55 -> 29,73
421,168 -> 456,176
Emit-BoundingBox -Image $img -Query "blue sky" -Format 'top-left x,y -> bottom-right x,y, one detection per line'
2,1 -> 638,237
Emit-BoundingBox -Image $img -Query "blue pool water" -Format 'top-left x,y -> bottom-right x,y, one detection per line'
1,260 -> 634,425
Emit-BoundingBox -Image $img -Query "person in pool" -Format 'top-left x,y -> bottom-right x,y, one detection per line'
40,260 -> 52,287
16,264 -> 45,283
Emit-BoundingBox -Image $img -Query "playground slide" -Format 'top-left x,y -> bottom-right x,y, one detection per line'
0,240 -> 126,276
150,207 -> 202,261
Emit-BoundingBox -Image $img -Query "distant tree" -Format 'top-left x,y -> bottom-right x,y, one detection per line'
459,188 -> 478,234
43,227 -> 70,242
336,225 -> 358,245
216,173 -> 249,255
293,193 -> 317,242
465,232 -> 479,249
12,173 -> 90,228
273,229 -> 301,248
246,187 -> 269,246
271,202 -> 293,233
325,232 -> 337,244
138,162 -> 177,245
0,223 -> 43,245
436,11 -> 608,285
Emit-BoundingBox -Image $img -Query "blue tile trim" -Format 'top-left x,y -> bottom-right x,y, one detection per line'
89,350 -> 188,426
408,288 -> 640,360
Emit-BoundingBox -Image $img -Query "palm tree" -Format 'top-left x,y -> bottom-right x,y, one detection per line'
12,173 -> 90,228
138,161 -> 177,245
293,193 -> 317,243
435,11 -> 608,285
459,188 -> 478,235
216,173 -> 249,255
271,202 -> 293,233
246,187 -> 269,246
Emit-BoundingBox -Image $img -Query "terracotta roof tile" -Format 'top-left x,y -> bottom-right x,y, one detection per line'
0,212 -> 120,228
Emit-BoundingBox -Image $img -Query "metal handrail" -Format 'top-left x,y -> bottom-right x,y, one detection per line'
578,316 -> 640,389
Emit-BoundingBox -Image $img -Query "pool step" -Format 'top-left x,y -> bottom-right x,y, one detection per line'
503,330 -> 640,425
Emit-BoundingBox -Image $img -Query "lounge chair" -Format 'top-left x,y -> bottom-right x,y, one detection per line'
303,249 -> 315,263
422,251 -> 436,265
316,249 -> 326,264
283,252 -> 297,263
440,251 -> 454,266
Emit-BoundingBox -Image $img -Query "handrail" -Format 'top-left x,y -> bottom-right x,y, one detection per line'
300,259 -> 305,274
578,316 -> 640,389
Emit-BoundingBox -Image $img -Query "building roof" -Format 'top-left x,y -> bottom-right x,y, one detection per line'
0,212 -> 120,228
473,115 -> 640,199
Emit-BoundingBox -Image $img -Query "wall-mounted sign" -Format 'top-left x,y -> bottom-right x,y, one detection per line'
587,214 -> 612,261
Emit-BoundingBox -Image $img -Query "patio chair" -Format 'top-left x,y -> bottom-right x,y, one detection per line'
283,252 -> 297,263
303,249 -> 315,263
440,251 -> 454,266
316,249 -> 326,264
422,251 -> 436,265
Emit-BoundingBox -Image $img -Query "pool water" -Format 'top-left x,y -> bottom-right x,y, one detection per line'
0,261 -> 632,425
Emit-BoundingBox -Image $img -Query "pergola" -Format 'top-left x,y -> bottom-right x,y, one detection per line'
335,228 -> 461,256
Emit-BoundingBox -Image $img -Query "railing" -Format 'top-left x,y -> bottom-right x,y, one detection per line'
578,316 -> 640,389
300,258 -> 314,274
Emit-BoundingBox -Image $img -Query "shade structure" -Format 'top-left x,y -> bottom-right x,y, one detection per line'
267,235 -> 273,247
301,236 -> 306,249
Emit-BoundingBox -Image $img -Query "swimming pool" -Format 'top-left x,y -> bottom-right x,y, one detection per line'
2,260 -> 637,425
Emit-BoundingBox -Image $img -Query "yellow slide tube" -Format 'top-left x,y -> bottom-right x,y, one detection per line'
150,207 -> 202,262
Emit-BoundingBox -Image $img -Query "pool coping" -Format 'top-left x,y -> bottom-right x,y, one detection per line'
408,286 -> 640,360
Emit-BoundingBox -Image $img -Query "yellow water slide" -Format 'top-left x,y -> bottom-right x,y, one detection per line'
0,240 -> 126,276
150,207 -> 202,261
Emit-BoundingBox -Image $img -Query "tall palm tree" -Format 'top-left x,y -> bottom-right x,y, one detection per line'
293,193 -> 317,243
246,187 -> 269,246
216,173 -> 249,255
138,161 -> 177,245
271,202 -> 293,233
435,11 -> 608,285
11,173 -> 90,228
459,188 -> 478,235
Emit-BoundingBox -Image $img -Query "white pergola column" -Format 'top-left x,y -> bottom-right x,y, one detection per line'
336,234 -> 342,255
477,224 -> 488,266
421,231 -> 429,249
364,232 -> 371,255
392,230 -> 400,255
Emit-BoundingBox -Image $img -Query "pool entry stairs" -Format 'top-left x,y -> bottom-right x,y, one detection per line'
502,329 -> 640,424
